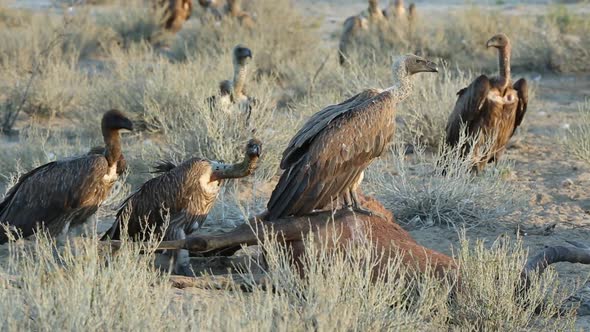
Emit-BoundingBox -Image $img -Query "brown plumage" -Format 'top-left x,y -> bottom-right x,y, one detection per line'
102,139 -> 262,276
158,0 -> 193,33
87,146 -> 127,176
445,33 -> 528,172
207,45 -> 256,122
266,55 -> 438,220
0,110 -> 133,244
224,0 -> 255,28
338,0 -> 387,65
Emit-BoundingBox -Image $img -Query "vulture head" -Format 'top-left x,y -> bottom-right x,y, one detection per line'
233,45 -> 253,66
397,54 -> 438,75
408,3 -> 416,17
245,138 -> 262,158
101,109 -> 134,133
198,0 -> 213,7
486,33 -> 510,49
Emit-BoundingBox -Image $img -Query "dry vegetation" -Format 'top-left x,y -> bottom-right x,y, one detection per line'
0,230 -> 578,330
0,0 -> 589,329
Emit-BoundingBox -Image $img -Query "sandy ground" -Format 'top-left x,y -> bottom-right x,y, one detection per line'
2,0 -> 590,328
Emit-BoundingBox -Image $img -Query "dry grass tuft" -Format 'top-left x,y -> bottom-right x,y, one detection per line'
565,99 -> 590,163
367,138 -> 524,228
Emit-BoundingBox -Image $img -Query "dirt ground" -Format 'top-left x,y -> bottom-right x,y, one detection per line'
2,0 -> 590,328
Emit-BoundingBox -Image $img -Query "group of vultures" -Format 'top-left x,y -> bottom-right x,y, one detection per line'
0,0 -> 588,291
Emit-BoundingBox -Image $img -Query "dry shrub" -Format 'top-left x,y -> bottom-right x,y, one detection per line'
367,137 -> 524,228
451,234 -> 577,330
0,224 -> 578,330
565,99 -> 590,163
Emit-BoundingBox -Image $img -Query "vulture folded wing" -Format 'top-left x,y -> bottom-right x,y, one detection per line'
104,165 -> 188,240
512,78 -> 528,134
446,75 -> 491,146
0,156 -> 109,242
268,90 -> 394,219
281,88 -> 382,169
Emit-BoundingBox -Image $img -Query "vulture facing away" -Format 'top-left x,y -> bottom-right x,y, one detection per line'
266,54 -> 438,220
445,33 -> 528,172
0,110 -> 133,244
338,0 -> 387,65
159,0 -> 193,33
207,45 -> 256,122
102,139 -> 262,276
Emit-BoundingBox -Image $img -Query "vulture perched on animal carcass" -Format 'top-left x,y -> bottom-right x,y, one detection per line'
0,110 -> 133,244
445,33 -> 528,172
101,139 -> 262,276
338,0 -> 387,65
207,45 -> 256,122
158,0 -> 193,33
265,54 -> 438,220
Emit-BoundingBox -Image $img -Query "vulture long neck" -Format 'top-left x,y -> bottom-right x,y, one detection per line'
497,43 -> 512,87
227,0 -> 240,15
103,129 -> 122,167
232,62 -> 248,99
214,153 -> 259,179
368,1 -> 381,17
384,64 -> 414,102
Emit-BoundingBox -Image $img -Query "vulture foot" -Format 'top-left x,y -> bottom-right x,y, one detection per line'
347,205 -> 387,220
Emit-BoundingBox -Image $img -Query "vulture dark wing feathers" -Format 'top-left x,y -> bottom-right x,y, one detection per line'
281,88 -> 382,168
445,75 -> 491,147
512,78 -> 528,132
0,156 -> 109,243
268,89 -> 395,219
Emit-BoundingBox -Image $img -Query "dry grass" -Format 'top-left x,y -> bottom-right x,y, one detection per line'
565,99 -> 590,163
367,137 -> 524,228
0,228 -> 577,330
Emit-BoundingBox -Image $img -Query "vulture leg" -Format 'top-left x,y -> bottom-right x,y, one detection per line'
168,222 -> 196,277
349,189 -> 386,219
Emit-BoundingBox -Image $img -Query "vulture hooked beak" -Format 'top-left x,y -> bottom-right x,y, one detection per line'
422,60 -> 438,73
246,139 -> 262,158
236,47 -> 253,60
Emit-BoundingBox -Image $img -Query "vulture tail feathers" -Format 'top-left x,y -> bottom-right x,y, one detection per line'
151,160 -> 178,174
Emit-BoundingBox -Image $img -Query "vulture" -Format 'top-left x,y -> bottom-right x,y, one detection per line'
197,0 -> 223,20
387,0 -> 406,18
0,110 -> 133,244
338,0 -> 387,65
102,139 -> 262,276
445,33 -> 528,172
158,0 -> 193,33
224,0 -> 255,28
266,54 -> 438,220
207,45 -> 256,121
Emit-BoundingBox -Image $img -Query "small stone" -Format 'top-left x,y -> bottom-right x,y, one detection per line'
562,178 -> 574,187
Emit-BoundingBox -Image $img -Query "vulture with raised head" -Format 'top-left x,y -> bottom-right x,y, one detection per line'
102,139 -> 262,276
339,0 -> 387,65
207,45 -> 256,121
387,0 -> 406,18
445,33 -> 528,172
266,54 -> 438,220
159,0 -> 193,33
0,110 -> 133,244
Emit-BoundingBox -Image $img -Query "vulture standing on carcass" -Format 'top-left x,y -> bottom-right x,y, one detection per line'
0,110 -> 133,244
265,54 -> 438,220
338,0 -> 387,65
207,45 -> 256,122
445,33 -> 528,172
159,0 -> 193,33
101,139 -> 262,276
